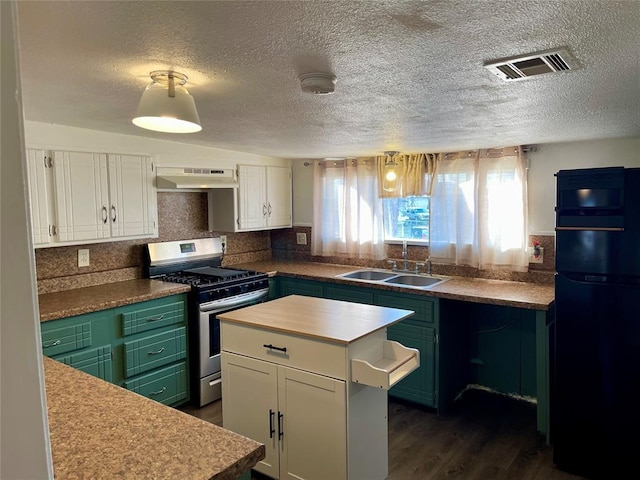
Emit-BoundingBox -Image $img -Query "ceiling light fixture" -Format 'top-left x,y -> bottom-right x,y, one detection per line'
299,73 -> 337,95
132,70 -> 202,133
382,151 -> 401,192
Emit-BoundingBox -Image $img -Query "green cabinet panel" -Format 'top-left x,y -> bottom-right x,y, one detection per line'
374,292 -> 435,324
120,300 -> 185,336
41,322 -> 92,357
124,326 -> 187,377
324,284 -> 375,304
279,277 -> 324,298
124,361 -> 188,406
387,322 -> 436,406
54,345 -> 113,382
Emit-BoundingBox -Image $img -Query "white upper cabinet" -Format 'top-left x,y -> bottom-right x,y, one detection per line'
208,164 -> 292,232
26,148 -> 157,247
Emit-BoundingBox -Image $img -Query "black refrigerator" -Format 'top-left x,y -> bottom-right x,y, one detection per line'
553,166 -> 640,478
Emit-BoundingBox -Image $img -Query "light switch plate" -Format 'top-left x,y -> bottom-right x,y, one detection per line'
78,249 -> 90,267
296,233 -> 308,245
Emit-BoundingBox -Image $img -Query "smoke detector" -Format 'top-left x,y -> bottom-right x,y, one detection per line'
299,73 -> 337,94
484,47 -> 580,82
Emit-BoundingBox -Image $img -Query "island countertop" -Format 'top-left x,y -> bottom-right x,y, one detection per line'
44,357 -> 264,479
230,260 -> 555,311
39,279 -> 191,322
218,294 -> 414,343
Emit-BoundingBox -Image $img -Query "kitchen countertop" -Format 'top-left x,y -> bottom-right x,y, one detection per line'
231,260 -> 555,310
39,279 -> 191,322
44,357 -> 264,479
219,294 -> 414,343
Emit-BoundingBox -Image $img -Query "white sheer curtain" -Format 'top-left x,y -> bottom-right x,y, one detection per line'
312,158 -> 386,260
430,146 -> 529,271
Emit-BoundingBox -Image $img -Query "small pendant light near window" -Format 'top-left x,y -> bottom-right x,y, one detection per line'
132,70 -> 202,133
382,150 -> 401,192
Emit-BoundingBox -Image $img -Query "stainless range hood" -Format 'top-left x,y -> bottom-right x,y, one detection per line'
156,167 -> 238,189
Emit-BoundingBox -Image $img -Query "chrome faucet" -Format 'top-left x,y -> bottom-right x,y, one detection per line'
401,240 -> 409,272
426,257 -> 432,276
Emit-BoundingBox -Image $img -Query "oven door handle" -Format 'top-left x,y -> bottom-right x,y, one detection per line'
199,288 -> 269,313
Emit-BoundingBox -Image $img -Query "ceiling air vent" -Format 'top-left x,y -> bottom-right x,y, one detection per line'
484,48 -> 579,82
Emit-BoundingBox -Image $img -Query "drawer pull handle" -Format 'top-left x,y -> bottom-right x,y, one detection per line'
147,347 -> 165,356
146,314 -> 164,322
278,411 -> 284,440
263,344 -> 287,353
43,339 -> 62,348
269,409 -> 275,439
149,386 -> 167,396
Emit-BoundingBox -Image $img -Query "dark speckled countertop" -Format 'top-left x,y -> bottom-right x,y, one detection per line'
44,357 -> 264,479
38,279 -> 191,322
232,260 -> 555,311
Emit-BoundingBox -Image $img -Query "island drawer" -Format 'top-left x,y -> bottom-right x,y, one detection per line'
221,321 -> 346,380
124,326 -> 187,378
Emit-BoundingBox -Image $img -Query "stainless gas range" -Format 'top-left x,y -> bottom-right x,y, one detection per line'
144,238 -> 269,406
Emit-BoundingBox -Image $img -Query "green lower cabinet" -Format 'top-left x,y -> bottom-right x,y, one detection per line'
278,277 -> 324,298
124,361 -> 189,406
54,344 -> 113,382
387,321 -> 436,407
324,284 -> 375,304
124,326 -> 187,377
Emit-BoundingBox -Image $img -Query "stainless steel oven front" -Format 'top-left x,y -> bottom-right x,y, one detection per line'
197,288 -> 269,406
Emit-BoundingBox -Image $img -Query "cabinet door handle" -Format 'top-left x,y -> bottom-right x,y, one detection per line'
269,409 -> 275,439
267,202 -> 272,216
278,411 -> 284,440
263,343 -> 287,353
146,314 -> 164,322
102,206 -> 108,224
263,204 -> 267,216
43,339 -> 61,348
147,347 -> 165,356
149,386 -> 167,396
111,205 -> 117,222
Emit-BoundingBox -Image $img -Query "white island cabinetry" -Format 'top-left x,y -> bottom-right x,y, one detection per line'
220,295 -> 418,480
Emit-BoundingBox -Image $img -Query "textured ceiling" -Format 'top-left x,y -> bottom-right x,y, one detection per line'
15,0 -> 640,159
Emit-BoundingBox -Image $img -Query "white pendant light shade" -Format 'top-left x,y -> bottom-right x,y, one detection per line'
382,151 -> 401,192
132,70 -> 201,133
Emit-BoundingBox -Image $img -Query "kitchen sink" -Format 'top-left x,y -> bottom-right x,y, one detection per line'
336,269 -> 451,290
339,270 -> 398,281
383,275 -> 445,288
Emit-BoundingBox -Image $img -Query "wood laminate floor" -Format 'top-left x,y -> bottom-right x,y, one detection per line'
179,389 -> 586,480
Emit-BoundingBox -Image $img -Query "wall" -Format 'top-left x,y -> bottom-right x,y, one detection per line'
36,192 -> 273,294
1,2 -> 53,477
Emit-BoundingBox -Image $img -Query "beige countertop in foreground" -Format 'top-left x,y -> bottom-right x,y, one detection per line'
39,279 -> 191,322
220,294 -> 414,343
232,260 -> 555,311
44,357 -> 264,479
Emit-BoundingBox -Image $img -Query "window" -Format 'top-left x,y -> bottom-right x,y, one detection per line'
382,196 -> 430,243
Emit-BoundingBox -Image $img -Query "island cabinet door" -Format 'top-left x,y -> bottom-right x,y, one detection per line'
278,367 -> 346,480
222,352 -> 279,478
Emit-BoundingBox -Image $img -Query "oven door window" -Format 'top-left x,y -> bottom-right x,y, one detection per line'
209,314 -> 220,358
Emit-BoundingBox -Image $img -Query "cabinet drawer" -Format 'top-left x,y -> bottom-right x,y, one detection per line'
54,344 -> 113,382
121,300 -> 185,336
41,322 -> 91,356
221,322 -> 346,380
124,327 -> 187,377
375,293 -> 435,324
124,361 -> 188,406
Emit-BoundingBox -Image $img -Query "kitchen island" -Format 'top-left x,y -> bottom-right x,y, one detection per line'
44,357 -> 264,479
219,295 -> 417,480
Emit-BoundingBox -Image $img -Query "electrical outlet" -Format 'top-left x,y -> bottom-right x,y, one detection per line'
219,235 -> 227,250
78,249 -> 90,267
529,246 -> 544,264
296,232 -> 308,245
